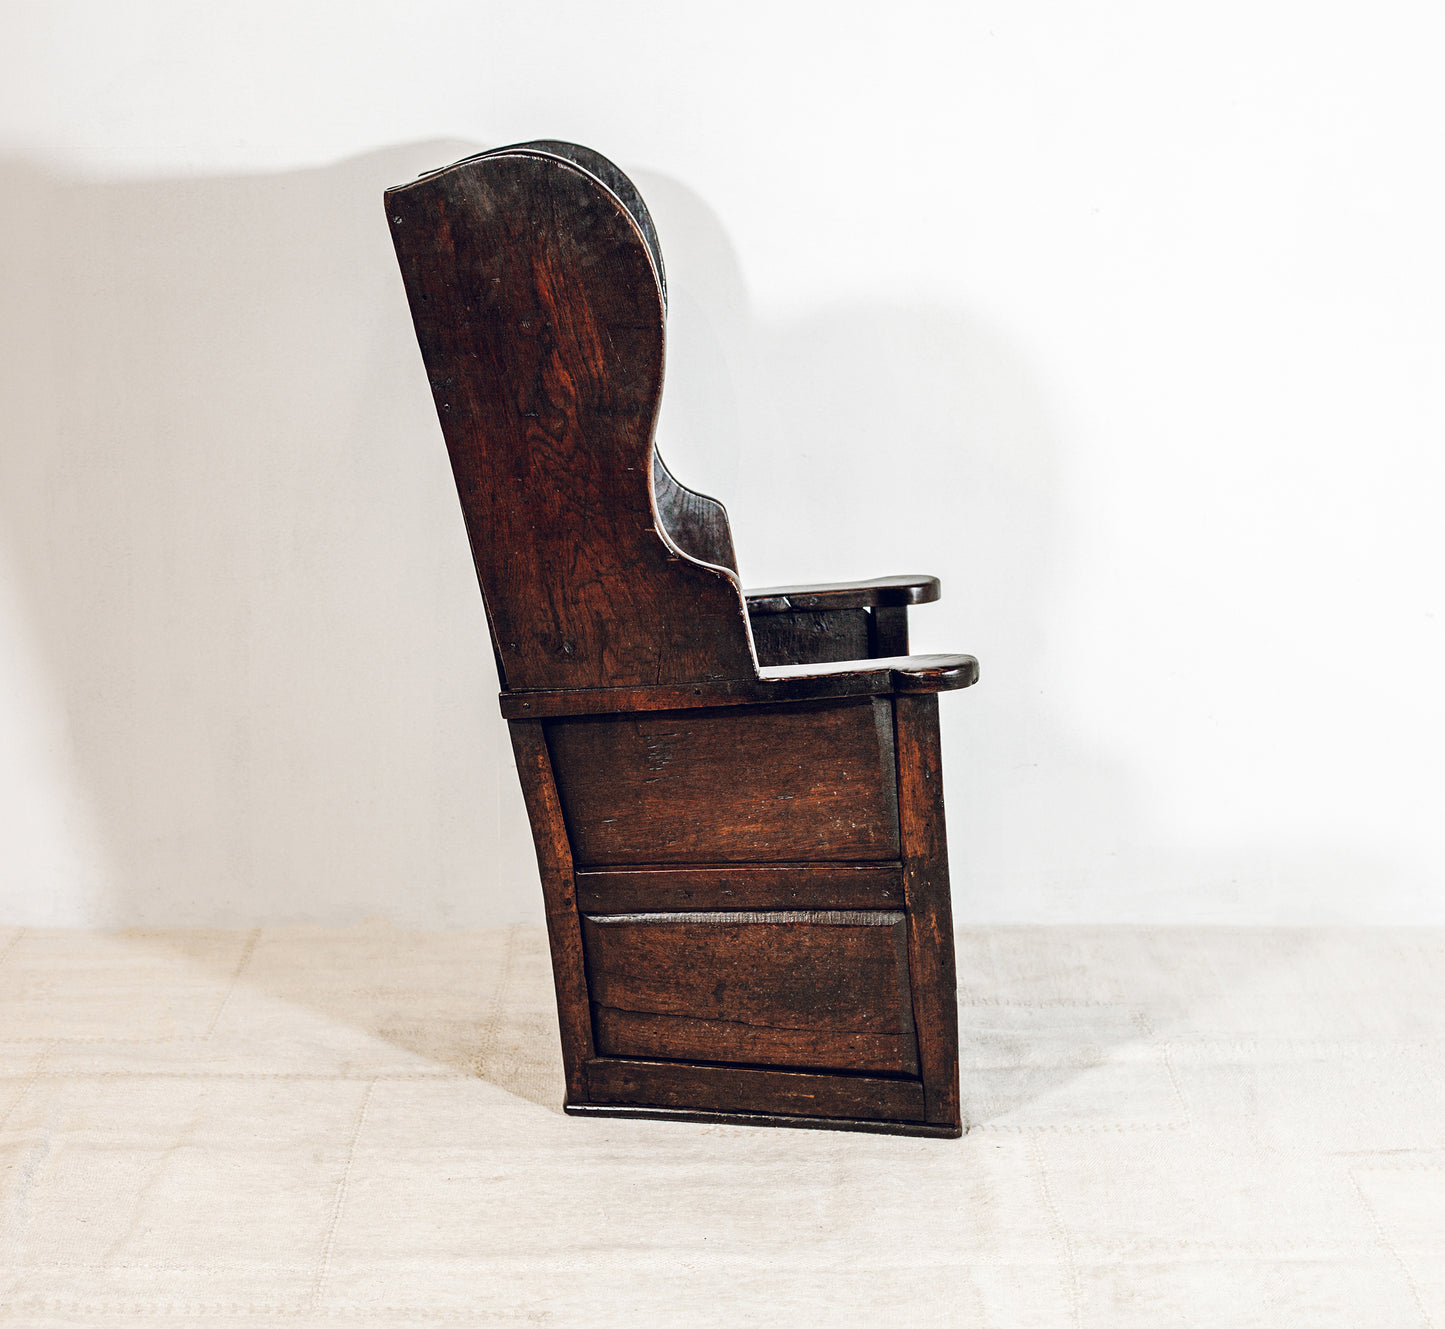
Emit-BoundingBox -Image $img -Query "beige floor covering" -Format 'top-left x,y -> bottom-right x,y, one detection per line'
1,923 -> 1443,1327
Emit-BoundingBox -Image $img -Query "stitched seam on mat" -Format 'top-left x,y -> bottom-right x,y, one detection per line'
470,924 -> 518,1078
970,1120 -> 1191,1135
0,1262 -> 313,1272
0,1303 -> 557,1321
957,998 -> 1136,1008
1348,1163 -> 1445,1173
1349,1166 -> 1435,1328
1064,1237 -> 1391,1257
961,1014 -> 1194,1134
1135,1009 -> 1193,1130
1029,1134 -> 1082,1327
204,928 -> 261,1038
6,1071 -> 468,1081
0,1043 -> 51,1131
0,929 -> 25,970
309,1077 -> 376,1313
0,931 -> 258,1047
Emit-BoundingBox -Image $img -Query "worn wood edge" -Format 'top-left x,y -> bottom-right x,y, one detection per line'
575,862 -> 906,912
500,670 -> 889,718
387,144 -> 668,309
562,1102 -> 962,1138
582,909 -> 905,926
507,721 -> 594,1100
730,654 -> 973,686
651,446 -> 738,574
745,575 -> 942,613
584,1056 -> 925,1122
893,694 -> 963,1132
870,605 -> 910,658
498,654 -> 978,718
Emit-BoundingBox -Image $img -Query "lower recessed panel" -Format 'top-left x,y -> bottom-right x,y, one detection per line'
580,909 -> 918,1076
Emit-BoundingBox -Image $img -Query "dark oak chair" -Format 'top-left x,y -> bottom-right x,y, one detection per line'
386,142 -> 978,1136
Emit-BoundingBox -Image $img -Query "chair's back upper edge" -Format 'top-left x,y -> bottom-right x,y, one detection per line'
393,141 -> 667,310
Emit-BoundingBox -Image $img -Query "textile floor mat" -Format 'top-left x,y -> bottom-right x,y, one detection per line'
1,924 -> 1442,1326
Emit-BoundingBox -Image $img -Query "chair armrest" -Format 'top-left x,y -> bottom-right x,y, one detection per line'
744,575 -> 941,615
756,654 -> 975,692
499,653 -> 978,719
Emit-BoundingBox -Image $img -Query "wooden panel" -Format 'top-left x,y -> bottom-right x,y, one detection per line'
894,695 -> 962,1131
870,606 -> 910,657
391,143 -> 973,1138
387,149 -> 755,692
574,863 -> 904,913
508,720 -> 594,1102
497,140 -> 669,305
652,447 -> 737,572
584,1058 -> 927,1122
546,697 -> 900,865
580,910 -> 917,1075
749,608 -> 871,668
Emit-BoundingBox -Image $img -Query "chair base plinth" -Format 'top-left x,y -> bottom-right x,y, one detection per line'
563,1100 -> 963,1139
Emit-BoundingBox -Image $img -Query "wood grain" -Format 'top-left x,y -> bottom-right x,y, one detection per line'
499,654 -> 978,719
894,694 -> 962,1131
507,720 -> 593,1102
387,149 -> 754,692
749,607 -> 871,668
870,606 -> 910,658
546,698 -> 900,865
389,143 -> 974,1136
564,1102 -> 960,1138
744,575 -> 941,613
652,447 -> 737,572
581,910 -> 917,1074
583,1058 -> 927,1122
574,862 -> 905,912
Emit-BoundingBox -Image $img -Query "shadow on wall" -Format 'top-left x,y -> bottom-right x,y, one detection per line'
0,141 -> 539,927
742,300 -> 1186,923
0,142 -> 1392,930
760,301 -> 1396,922
638,169 -> 1392,924
636,169 -> 1119,918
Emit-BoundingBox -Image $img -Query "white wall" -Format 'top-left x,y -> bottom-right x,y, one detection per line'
2,0 -> 1441,926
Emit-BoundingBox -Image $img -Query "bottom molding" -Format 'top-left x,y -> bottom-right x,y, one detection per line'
564,1100 -> 963,1139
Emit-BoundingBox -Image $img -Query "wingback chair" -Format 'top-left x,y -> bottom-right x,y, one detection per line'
386,142 -> 978,1136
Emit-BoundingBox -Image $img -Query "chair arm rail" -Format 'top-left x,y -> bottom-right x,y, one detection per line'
744,575 -> 941,615
499,653 -> 978,719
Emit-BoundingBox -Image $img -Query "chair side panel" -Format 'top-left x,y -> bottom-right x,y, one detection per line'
545,697 -> 901,865
387,153 -> 754,691
581,910 -> 918,1075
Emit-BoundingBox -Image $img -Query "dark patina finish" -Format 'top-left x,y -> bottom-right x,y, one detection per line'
386,142 -> 977,1136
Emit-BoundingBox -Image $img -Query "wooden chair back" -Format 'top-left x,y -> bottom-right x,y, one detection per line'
387,142 -> 753,692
